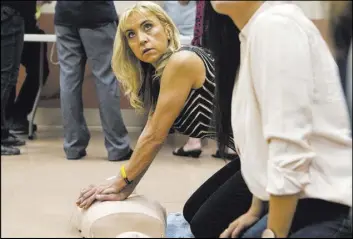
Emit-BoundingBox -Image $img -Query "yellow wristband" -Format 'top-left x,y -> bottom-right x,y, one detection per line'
120,165 -> 127,179
120,165 -> 133,185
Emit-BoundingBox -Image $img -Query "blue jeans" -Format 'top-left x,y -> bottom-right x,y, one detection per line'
1,7 -> 24,140
242,199 -> 351,238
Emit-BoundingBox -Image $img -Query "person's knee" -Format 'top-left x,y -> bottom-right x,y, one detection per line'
189,217 -> 210,238
189,215 -> 222,238
182,201 -> 193,224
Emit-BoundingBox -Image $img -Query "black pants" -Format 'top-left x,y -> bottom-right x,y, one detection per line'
183,159 -> 351,238
242,199 -> 351,238
6,24 -> 49,122
183,159 -> 252,238
1,8 -> 24,140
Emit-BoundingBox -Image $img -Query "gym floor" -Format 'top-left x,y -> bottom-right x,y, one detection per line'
1,129 -> 226,237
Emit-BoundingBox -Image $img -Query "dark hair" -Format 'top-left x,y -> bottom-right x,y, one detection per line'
330,1 -> 352,86
202,1 -> 241,155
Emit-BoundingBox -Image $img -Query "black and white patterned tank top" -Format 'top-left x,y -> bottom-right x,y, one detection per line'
172,46 -> 235,148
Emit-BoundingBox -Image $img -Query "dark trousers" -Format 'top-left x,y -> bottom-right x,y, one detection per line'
183,159 -> 253,238
183,158 -> 351,238
242,199 -> 351,238
6,24 -> 49,122
55,23 -> 130,160
1,7 -> 24,140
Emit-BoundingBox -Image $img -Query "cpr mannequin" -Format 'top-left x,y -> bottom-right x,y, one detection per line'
72,192 -> 167,238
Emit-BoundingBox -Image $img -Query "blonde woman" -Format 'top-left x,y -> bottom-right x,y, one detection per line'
76,1 -> 240,210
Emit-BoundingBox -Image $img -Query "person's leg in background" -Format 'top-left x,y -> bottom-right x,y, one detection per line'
79,22 -> 132,161
174,137 -> 238,160
5,86 -> 16,121
173,137 -> 202,158
1,8 -> 25,155
55,25 -> 90,160
6,25 -> 49,135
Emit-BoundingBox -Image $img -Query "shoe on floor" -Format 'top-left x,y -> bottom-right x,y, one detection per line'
212,150 -> 239,161
1,145 -> 20,155
9,119 -> 37,135
1,133 -> 26,147
67,150 -> 87,160
109,149 -> 133,162
173,147 -> 202,158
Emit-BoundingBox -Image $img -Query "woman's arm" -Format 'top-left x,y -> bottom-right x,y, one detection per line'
248,195 -> 265,217
77,51 -> 205,208
266,194 -> 300,238
250,15 -> 317,237
117,50 -> 206,188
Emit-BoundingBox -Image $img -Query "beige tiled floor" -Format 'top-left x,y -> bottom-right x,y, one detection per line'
1,129 -> 226,238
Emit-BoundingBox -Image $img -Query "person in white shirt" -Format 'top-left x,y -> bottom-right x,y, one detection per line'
206,1 -> 352,238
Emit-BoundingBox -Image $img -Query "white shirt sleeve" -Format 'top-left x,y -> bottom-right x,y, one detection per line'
249,15 -> 317,195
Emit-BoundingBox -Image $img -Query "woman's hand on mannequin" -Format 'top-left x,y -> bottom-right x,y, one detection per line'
76,165 -> 151,209
76,178 -> 129,209
95,180 -> 136,202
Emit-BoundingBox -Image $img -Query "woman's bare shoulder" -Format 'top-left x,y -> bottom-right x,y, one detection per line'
166,50 -> 205,76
